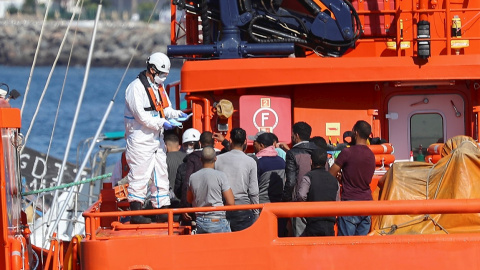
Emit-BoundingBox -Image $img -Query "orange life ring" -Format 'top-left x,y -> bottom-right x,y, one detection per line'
427,143 -> 444,155
368,143 -> 394,154
374,154 -> 395,166
425,154 -> 441,164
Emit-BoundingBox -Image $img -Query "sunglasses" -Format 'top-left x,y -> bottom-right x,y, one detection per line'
151,67 -> 168,76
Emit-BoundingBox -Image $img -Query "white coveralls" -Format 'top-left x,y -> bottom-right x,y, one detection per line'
124,75 -> 183,208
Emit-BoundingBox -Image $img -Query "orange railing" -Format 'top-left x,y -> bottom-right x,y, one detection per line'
166,81 -> 183,111
185,95 -> 212,132
83,198 -> 480,240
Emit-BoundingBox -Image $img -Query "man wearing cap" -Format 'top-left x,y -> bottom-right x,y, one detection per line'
252,132 -> 286,204
252,132 -> 287,236
174,128 -> 200,201
249,131 -> 286,161
124,52 -> 187,224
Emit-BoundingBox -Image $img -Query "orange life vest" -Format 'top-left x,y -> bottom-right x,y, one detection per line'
138,70 -> 170,118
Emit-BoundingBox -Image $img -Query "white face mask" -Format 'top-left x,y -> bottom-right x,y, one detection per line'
184,143 -> 195,154
154,74 -> 167,84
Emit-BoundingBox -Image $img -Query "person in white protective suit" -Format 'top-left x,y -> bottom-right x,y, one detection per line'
124,52 -> 188,224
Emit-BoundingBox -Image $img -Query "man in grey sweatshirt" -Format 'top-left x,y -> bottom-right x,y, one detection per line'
216,128 -> 259,231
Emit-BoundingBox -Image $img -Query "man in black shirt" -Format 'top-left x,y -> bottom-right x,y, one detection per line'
299,148 -> 339,236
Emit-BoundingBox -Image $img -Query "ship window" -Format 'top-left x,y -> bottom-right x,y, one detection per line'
410,113 -> 444,159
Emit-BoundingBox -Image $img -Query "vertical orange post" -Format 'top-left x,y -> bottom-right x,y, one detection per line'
44,233 -> 57,269
72,236 -> 79,270
186,13 -> 200,45
168,210 -> 174,235
171,1 -> 177,45
445,0 -> 452,55
419,0 -> 428,21
85,216 -> 91,240
100,183 -> 118,228
166,81 -> 182,110
186,96 -> 212,132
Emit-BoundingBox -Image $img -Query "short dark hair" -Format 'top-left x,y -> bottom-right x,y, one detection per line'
147,63 -> 158,73
311,148 -> 327,167
201,146 -> 216,163
256,133 -> 274,147
230,128 -> 246,146
292,122 -> 312,141
164,132 -> 180,144
310,136 -> 327,150
353,120 -> 371,140
200,131 -> 214,147
271,133 -> 279,143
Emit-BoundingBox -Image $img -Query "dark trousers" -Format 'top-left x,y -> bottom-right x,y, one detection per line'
278,218 -> 288,237
302,220 -> 335,237
226,210 -> 254,232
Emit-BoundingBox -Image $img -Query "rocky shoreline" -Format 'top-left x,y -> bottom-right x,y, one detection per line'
0,20 -> 173,67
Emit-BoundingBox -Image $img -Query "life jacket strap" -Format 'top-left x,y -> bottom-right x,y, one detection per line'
138,71 -> 170,118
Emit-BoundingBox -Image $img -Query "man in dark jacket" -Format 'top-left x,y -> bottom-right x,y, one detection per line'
297,148 -> 339,236
282,121 -> 318,236
253,132 -> 286,204
178,131 -> 229,222
179,132 -> 215,210
252,132 -> 287,236
164,131 -> 186,209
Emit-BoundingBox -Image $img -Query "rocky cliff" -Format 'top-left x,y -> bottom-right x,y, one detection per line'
0,20 -> 172,67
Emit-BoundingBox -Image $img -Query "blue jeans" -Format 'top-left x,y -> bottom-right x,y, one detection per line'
337,215 -> 371,236
195,217 -> 231,234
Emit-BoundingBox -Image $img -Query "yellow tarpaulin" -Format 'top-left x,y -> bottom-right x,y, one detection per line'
372,136 -> 480,235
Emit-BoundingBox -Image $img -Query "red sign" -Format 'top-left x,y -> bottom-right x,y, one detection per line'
239,95 -> 292,144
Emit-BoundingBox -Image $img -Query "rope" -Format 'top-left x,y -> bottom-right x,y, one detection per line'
42,0 -> 84,191
378,215 -> 428,235
23,0 -> 83,148
22,173 -> 112,196
21,0 -> 53,116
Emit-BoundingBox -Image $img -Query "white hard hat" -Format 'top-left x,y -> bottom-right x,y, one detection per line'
147,52 -> 171,73
182,128 -> 201,144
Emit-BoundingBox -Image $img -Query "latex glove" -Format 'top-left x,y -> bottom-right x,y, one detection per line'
163,121 -> 174,130
168,118 -> 183,128
179,112 -> 188,118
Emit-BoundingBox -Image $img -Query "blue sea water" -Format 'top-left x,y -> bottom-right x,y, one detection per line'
0,65 -> 181,163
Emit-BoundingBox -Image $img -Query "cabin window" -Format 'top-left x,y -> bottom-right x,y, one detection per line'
410,113 -> 444,160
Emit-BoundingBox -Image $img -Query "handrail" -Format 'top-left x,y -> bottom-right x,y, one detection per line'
166,80 -> 182,110
185,96 -> 212,131
83,199 -> 480,240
